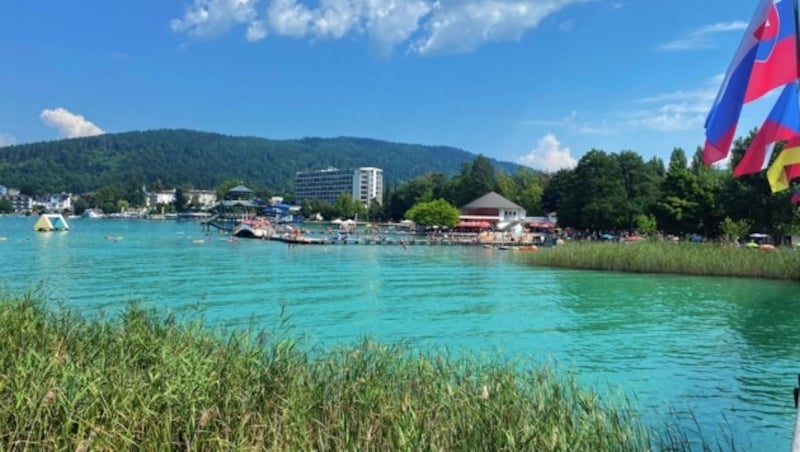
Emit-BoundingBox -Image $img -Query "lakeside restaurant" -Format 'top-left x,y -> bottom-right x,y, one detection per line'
457,191 -> 526,229
455,192 -> 558,244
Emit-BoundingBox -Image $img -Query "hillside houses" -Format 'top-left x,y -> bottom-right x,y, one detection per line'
0,185 -> 218,215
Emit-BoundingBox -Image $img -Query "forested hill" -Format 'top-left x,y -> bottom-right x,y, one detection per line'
0,129 -> 522,195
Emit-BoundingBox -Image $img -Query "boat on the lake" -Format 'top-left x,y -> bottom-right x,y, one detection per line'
233,219 -> 274,239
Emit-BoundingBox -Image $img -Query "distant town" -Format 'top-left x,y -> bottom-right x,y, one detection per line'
0,166 -> 385,219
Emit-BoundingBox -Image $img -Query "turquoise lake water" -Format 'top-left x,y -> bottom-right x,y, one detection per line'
1,216 -> 799,450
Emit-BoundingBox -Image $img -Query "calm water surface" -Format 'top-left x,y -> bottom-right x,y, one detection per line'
1,217 -> 798,450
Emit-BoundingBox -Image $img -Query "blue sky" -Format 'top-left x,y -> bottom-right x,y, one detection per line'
0,0 -> 779,172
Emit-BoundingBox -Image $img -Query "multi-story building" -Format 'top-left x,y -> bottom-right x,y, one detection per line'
295,167 -> 384,206
9,194 -> 32,213
355,167 -> 383,206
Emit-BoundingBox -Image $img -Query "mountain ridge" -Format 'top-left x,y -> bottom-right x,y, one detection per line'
0,128 -> 525,195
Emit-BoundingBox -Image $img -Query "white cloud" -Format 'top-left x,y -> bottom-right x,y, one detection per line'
268,0 -> 314,38
310,0 -> 364,39
522,111 -> 617,135
657,20 -> 747,52
246,19 -> 268,41
0,133 -> 15,147
626,82 -> 719,132
170,0 -> 582,55
523,77 -> 718,137
362,1 -> 433,56
411,0 -> 576,55
40,108 -> 105,139
171,0 -> 258,39
516,133 -> 577,172
266,0 -> 432,52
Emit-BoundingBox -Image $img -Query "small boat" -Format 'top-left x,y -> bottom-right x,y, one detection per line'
82,209 -> 104,219
233,221 -> 274,239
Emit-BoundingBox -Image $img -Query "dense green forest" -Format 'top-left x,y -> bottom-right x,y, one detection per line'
0,129 -> 520,196
377,134 -> 799,239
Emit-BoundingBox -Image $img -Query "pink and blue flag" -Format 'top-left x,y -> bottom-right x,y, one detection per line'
704,0 -> 800,165
734,81 -> 800,176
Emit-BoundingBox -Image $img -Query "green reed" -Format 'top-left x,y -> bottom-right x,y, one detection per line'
0,292 -> 716,451
514,241 -> 800,280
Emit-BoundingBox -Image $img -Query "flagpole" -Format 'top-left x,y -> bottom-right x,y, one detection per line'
793,373 -> 800,452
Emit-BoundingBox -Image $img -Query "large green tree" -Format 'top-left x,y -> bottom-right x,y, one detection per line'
385,173 -> 451,221
0,198 -> 13,214
615,150 -> 661,229
540,169 -> 573,215
448,155 -> 498,207
333,192 -> 367,220
405,199 -> 460,228
558,150 -> 627,230
720,135 -> 797,237
496,167 -> 544,216
654,148 -> 706,234
689,147 -> 724,234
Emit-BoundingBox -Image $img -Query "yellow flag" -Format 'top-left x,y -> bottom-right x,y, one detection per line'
767,144 -> 800,192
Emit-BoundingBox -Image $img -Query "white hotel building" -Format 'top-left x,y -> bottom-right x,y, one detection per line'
295,167 -> 384,206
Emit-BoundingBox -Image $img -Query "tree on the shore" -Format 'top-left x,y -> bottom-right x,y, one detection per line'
654,148 -> 705,235
719,217 -> 751,244
616,150 -> 660,230
405,199 -> 460,228
0,198 -> 12,214
558,150 -> 627,231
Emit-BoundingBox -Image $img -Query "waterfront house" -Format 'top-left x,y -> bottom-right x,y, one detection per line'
187,189 -> 217,210
46,193 -> 72,212
145,190 -> 177,207
459,192 -> 526,228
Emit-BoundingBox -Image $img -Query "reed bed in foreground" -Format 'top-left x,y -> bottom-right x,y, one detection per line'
0,293 -> 710,451
514,241 -> 800,280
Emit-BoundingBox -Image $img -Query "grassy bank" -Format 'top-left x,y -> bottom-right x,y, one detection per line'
514,241 -> 800,280
0,293 -> 708,451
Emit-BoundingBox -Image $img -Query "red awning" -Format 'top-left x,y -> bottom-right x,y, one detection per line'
458,221 -> 492,229
528,221 -> 555,229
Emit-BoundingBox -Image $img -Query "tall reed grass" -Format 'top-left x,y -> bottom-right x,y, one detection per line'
515,241 -> 800,280
0,291 -> 718,450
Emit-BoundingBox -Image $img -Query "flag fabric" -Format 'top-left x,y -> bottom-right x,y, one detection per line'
704,0 -> 800,165
766,135 -> 800,191
792,191 -> 800,203
734,82 -> 800,177
746,0 -> 800,102
786,164 -> 800,183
